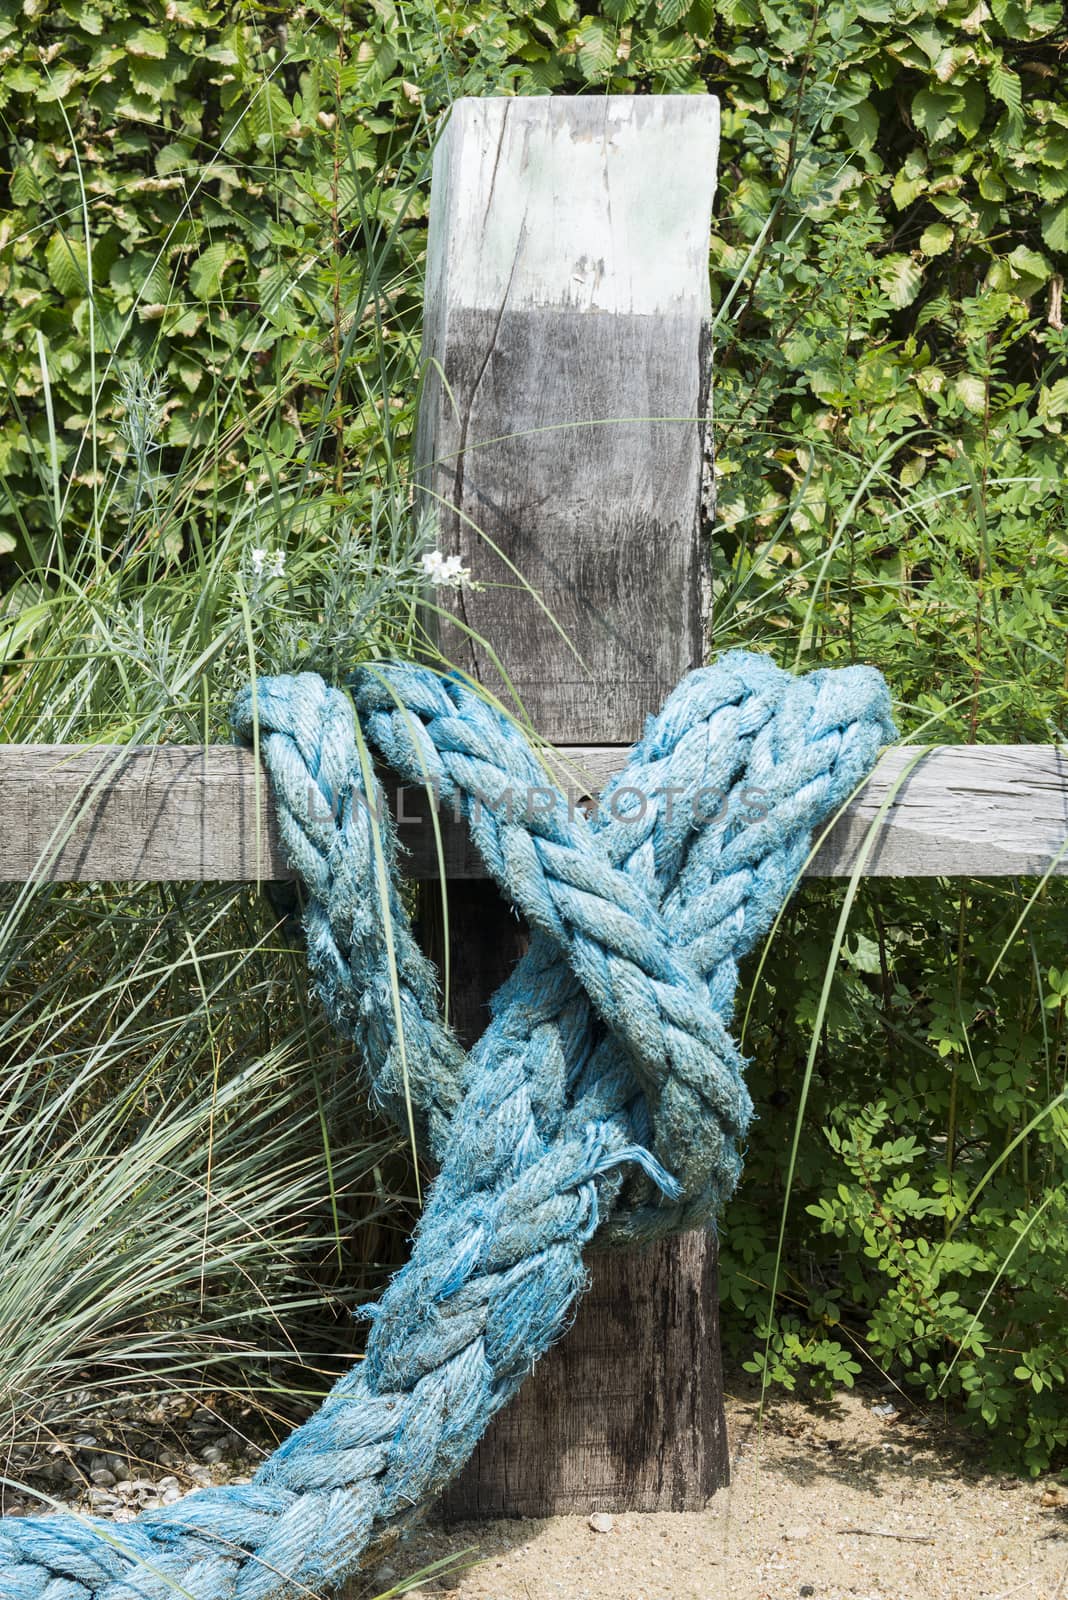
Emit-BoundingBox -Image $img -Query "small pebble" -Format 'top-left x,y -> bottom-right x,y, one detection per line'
587,1512 -> 614,1534
90,1469 -> 116,1488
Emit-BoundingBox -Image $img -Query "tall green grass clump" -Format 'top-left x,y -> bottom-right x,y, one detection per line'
0,50 -> 441,1458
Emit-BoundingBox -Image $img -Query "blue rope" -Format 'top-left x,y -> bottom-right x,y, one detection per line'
0,650 -> 895,1600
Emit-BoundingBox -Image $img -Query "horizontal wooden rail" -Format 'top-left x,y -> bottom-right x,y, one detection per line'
1,742 -> 1066,883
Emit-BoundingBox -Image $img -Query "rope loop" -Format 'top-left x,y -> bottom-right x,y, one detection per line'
0,650 -> 894,1600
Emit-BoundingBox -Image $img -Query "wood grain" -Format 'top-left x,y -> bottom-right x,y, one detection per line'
438,1232 -> 728,1519
412,95 -> 719,744
3,742 -> 1065,883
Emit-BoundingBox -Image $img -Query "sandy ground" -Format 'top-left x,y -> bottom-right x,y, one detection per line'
357,1377 -> 1068,1600
5,1369 -> 1065,1599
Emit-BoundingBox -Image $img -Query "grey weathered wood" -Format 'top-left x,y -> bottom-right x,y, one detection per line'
810,744 -> 1068,878
414,92 -> 726,1520
3,742 -> 1067,883
412,95 -> 719,743
0,744 -> 284,884
439,1231 -> 728,1520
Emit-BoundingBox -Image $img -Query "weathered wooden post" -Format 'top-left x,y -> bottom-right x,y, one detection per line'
413,95 -> 729,1517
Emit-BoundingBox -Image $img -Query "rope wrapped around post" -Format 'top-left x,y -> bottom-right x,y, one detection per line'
0,649 -> 895,1600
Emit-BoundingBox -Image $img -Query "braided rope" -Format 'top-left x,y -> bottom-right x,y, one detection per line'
0,650 -> 894,1600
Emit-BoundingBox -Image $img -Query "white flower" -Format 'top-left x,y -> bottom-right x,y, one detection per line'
421,549 -> 471,588
249,546 -> 286,580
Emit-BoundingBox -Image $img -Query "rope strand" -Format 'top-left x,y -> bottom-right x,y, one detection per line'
0,650 -> 894,1600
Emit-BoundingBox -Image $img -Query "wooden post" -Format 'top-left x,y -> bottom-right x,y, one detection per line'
413,96 -> 729,1517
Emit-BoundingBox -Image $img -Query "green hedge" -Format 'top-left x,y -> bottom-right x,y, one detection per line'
2,0 -> 1065,568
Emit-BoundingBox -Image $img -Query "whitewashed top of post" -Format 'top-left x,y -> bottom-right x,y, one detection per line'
416,95 -> 721,744
424,96 -> 720,317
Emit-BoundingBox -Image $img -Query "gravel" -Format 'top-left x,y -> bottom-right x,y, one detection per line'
1,1392 -> 270,1521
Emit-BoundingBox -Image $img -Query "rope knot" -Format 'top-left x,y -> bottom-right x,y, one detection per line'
1,650 -> 894,1600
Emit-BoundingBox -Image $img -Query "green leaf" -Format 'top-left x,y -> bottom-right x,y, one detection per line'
1008,244 -> 1052,288
954,373 -> 987,412
188,242 -> 239,301
987,57 -> 1022,116
978,167 -> 1007,201
1038,168 -> 1068,203
129,59 -> 171,99
45,233 -> 89,296
878,253 -> 924,308
38,64 -> 81,103
1025,0 -> 1064,33
892,149 -> 928,208
110,251 -> 171,307
126,29 -> 168,58
1040,200 -> 1068,253
575,19 -> 616,76
1038,379 -> 1068,421
991,0 -> 1059,33
920,222 -> 954,256
842,99 -> 880,153
155,142 -> 195,177
956,78 -> 986,139
10,164 -> 42,205
5,65 -> 40,93
912,87 -> 960,144
907,21 -> 946,63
